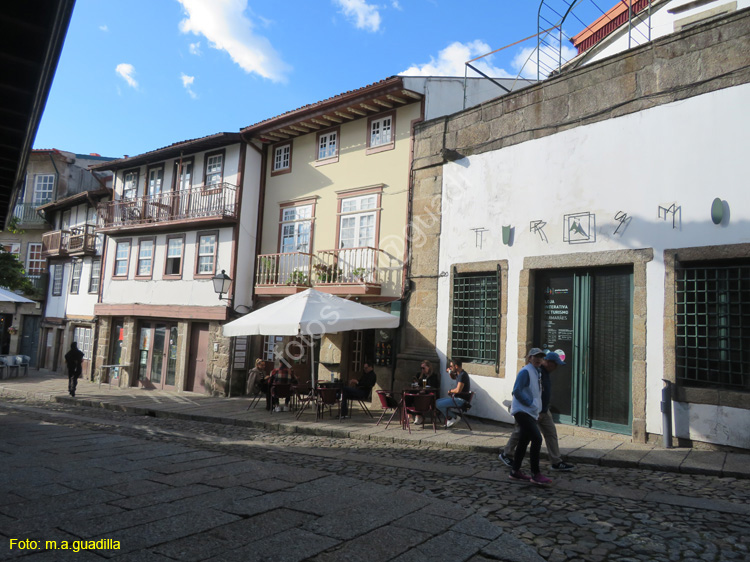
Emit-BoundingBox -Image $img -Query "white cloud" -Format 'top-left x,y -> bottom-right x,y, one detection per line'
400,40 -> 513,78
333,0 -> 381,32
177,0 -> 290,83
391,1 -> 402,11
99,24 -> 108,32
115,63 -> 138,89
181,73 -> 198,99
189,42 -> 201,55
511,44 -> 577,79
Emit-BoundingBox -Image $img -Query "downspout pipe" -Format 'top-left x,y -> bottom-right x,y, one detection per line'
661,379 -> 673,448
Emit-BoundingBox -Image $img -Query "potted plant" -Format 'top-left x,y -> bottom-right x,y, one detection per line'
350,267 -> 367,283
313,263 -> 342,283
7,326 -> 18,336
285,269 -> 310,286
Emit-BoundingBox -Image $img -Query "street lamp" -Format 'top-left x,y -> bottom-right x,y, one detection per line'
212,270 -> 232,301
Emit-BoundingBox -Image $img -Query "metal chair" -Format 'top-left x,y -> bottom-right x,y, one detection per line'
270,382 -> 293,412
375,390 -> 400,427
403,392 -> 438,434
315,387 -> 341,421
245,371 -> 264,410
445,391 -> 475,430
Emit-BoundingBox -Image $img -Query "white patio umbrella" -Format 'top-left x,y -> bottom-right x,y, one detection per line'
222,288 -> 398,337
222,289 -> 399,387
0,287 -> 34,303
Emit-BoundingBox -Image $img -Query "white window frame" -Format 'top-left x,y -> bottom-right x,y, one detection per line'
205,153 -> 223,186
114,241 -> 130,277
73,327 -> 92,360
88,259 -> 101,293
123,170 -> 138,200
70,260 -> 83,294
52,264 -> 64,296
317,130 -> 338,161
280,205 -> 312,254
165,236 -> 184,277
32,174 -> 55,205
147,166 -> 163,197
137,239 -> 154,277
197,233 -> 217,275
369,115 -> 393,148
272,144 -> 291,173
26,243 -> 44,274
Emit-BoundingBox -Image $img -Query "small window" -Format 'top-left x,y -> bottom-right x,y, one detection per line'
280,204 -> 312,253
88,259 -> 101,293
114,241 -> 130,277
368,113 -> 394,152
165,236 -> 184,276
123,170 -> 139,200
316,129 -> 339,163
32,175 -> 55,205
26,243 -> 44,274
452,272 -> 500,364
70,261 -> 83,293
52,264 -> 64,296
205,152 -> 224,186
272,143 -> 291,174
73,326 -> 92,360
137,239 -> 154,277
197,233 -> 217,275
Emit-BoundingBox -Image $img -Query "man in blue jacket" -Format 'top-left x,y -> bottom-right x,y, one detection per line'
500,351 -> 575,472
508,348 -> 552,485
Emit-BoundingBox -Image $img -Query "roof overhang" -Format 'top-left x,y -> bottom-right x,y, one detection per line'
36,187 -> 111,213
91,132 -> 243,171
0,0 -> 76,230
241,76 -> 423,143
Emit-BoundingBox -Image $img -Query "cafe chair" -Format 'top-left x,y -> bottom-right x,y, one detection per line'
348,389 -> 374,419
375,390 -> 400,427
270,382 -> 293,413
293,384 -> 314,419
315,387 -> 341,421
403,392 -> 438,434
445,391 -> 475,430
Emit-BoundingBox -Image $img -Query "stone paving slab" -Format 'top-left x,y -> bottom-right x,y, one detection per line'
638,447 -> 690,472
680,449 -> 728,476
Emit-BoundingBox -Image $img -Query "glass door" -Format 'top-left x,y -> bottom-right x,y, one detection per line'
136,321 -> 177,389
535,266 -> 633,433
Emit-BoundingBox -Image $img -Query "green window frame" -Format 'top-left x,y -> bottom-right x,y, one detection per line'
675,260 -> 750,391
452,271 -> 500,364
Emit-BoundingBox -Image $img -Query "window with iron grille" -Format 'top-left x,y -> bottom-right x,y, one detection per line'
452,272 -> 499,364
675,260 -> 750,391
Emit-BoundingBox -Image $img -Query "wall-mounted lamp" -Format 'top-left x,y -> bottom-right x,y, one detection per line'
212,269 -> 232,301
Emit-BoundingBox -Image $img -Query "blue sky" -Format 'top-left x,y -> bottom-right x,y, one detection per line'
34,0 -> 598,159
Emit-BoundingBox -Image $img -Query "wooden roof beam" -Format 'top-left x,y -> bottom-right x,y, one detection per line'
299,121 -> 321,130
386,94 -> 406,104
372,99 -> 393,109
401,89 -> 422,99
346,106 -> 367,116
334,111 -> 354,120
321,114 -> 342,123
360,103 -> 378,112
288,124 -> 311,133
277,128 -> 299,136
263,131 -> 288,140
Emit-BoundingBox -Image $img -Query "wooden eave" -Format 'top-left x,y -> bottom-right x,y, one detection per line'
243,80 -> 423,143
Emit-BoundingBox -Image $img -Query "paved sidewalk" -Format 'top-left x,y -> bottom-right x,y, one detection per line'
2,369 -> 748,479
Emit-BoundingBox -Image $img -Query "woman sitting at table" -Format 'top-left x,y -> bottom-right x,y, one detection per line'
268,364 -> 297,412
409,360 -> 440,424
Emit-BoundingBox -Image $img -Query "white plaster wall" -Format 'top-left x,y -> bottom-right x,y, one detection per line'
438,84 -> 750,446
581,0 -> 750,66
102,226 -> 235,307
65,257 -> 99,318
234,145 -> 261,311
45,263 -> 69,319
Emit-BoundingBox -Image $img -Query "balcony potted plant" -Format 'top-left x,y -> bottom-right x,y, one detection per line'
350,267 -> 367,283
285,269 -> 310,287
313,263 -> 343,283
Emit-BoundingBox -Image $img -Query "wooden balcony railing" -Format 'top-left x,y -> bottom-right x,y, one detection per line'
98,182 -> 238,229
68,224 -> 98,254
255,252 -> 314,286
314,247 -> 383,285
41,230 -> 70,257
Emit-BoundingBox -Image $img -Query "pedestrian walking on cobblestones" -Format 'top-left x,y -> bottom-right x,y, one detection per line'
508,348 -> 552,485
64,342 -> 84,397
500,351 -> 575,472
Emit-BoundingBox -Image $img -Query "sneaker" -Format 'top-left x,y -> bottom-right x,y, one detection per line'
414,415 -> 424,425
509,470 -> 532,482
551,461 -> 575,471
274,406 -> 282,412
498,452 -> 513,468
446,416 -> 459,428
531,473 -> 553,486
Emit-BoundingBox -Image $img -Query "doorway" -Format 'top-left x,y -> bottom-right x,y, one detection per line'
186,323 -> 208,393
20,315 -> 40,367
534,266 -> 633,434
136,321 -> 178,389
0,314 -> 12,355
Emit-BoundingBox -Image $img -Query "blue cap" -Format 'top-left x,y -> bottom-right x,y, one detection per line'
545,352 -> 566,366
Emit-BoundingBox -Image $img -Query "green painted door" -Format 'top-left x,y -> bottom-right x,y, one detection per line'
535,266 -> 633,434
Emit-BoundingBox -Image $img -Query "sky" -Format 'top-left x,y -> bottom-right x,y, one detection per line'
33,0 -> 600,159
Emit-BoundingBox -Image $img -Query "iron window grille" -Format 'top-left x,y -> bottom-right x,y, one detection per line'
452,271 -> 500,365
675,261 -> 750,391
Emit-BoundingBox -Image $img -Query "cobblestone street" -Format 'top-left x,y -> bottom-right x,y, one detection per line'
1,397 -> 748,562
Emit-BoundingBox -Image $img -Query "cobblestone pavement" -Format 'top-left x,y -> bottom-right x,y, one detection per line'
1,396 -> 749,562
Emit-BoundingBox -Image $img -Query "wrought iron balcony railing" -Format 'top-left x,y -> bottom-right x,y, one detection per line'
12,203 -> 47,225
98,182 -> 238,229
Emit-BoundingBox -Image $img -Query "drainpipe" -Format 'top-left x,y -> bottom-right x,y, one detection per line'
661,379 -> 673,448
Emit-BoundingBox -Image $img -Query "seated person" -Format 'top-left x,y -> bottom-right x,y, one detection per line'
268,364 -> 297,412
436,358 -> 471,428
340,362 -> 377,418
410,360 -> 440,424
246,358 -> 266,396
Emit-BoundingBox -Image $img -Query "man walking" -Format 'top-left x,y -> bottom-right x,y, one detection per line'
500,351 -> 575,472
64,342 -> 84,397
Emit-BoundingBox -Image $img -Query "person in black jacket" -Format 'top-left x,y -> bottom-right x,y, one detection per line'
340,362 -> 377,418
64,342 -> 84,397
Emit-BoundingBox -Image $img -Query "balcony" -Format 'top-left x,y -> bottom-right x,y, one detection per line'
41,224 -> 99,258
255,246 -> 385,297
26,271 -> 47,298
97,182 -> 238,232
12,203 -> 47,227
41,230 -> 70,257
